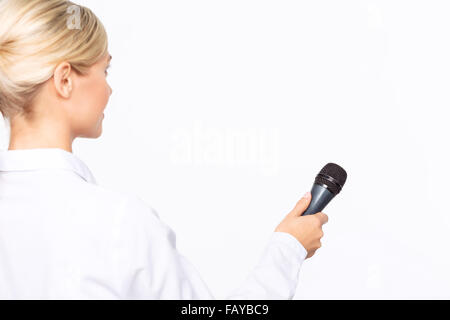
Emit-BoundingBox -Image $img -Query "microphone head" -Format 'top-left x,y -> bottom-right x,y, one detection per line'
314,163 -> 347,195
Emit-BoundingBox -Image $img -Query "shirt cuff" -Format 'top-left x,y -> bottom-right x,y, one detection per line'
270,232 -> 308,262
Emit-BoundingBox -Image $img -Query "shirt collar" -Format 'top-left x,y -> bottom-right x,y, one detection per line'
0,148 -> 97,184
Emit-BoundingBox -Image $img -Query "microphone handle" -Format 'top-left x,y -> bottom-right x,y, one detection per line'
302,184 -> 335,216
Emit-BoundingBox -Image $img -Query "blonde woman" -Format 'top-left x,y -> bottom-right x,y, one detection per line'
0,0 -> 328,299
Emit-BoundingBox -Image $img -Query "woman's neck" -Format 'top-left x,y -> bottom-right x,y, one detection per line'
8,116 -> 74,153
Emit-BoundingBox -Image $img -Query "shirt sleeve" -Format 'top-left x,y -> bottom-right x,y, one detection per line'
225,232 -> 308,300
119,195 -> 307,300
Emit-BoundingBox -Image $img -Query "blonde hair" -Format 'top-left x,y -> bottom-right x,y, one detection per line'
0,0 -> 108,120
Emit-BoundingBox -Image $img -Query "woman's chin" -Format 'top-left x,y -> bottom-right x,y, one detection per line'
78,126 -> 103,139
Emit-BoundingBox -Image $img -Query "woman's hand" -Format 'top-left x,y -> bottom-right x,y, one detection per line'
275,192 -> 328,259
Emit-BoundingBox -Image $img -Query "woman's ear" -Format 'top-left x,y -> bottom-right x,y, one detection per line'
53,62 -> 73,99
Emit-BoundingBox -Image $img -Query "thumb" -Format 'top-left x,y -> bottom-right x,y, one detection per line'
291,192 -> 311,217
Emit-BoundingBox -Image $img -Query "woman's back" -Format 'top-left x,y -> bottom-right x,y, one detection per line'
0,148 -> 136,299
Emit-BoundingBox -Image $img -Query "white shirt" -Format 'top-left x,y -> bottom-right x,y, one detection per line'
0,148 -> 307,300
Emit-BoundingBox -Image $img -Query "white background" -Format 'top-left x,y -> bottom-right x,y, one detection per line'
2,0 -> 449,299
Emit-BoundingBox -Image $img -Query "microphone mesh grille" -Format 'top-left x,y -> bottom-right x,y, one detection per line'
315,163 -> 347,195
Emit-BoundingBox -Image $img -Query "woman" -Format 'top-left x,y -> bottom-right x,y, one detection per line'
0,0 -> 328,299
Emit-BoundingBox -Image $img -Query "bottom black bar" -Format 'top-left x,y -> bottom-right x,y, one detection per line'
0,300 -> 447,319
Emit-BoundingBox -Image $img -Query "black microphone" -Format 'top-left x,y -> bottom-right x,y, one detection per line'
302,163 -> 347,216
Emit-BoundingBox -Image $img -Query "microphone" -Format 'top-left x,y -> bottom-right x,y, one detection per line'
302,163 -> 347,216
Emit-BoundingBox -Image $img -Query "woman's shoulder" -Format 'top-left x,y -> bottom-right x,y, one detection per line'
68,181 -> 160,222
87,186 -> 171,243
